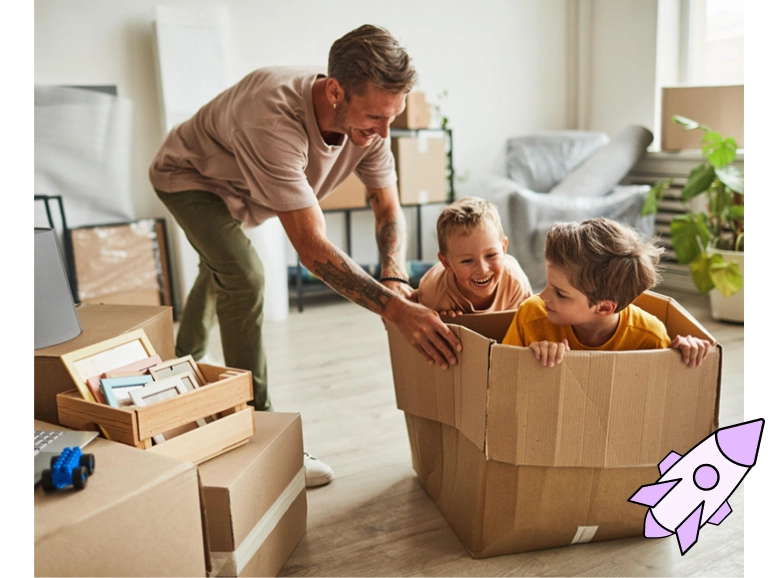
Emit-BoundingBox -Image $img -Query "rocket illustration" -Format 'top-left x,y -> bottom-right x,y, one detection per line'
628,418 -> 764,555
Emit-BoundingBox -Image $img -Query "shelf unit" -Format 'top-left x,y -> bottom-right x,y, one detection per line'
291,127 -> 455,311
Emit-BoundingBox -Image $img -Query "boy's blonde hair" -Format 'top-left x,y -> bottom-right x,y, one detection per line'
544,218 -> 664,310
436,197 -> 505,254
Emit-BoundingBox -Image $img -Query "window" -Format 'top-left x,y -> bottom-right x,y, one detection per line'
684,0 -> 744,85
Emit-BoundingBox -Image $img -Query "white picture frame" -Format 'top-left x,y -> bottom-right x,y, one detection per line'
129,376 -> 207,444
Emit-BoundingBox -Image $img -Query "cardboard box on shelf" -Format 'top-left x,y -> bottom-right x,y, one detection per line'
392,134 -> 448,205
198,412 -> 306,577
661,85 -> 743,151
57,362 -> 256,464
319,172 -> 368,210
35,420 -> 207,577
386,291 -> 722,558
35,303 -> 175,425
391,91 -> 432,129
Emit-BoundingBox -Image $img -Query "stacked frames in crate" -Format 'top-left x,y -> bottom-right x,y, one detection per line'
56,329 -> 255,463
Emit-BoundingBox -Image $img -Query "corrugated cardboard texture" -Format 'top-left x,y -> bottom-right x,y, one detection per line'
392,91 -> 431,129
34,304 -> 174,424
34,421 -> 206,577
661,85 -> 743,151
391,136 -> 447,205
318,172 -> 367,210
390,291 -> 722,557
198,412 -> 306,576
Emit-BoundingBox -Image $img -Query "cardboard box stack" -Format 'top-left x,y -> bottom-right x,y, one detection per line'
391,134 -> 448,205
198,412 -> 307,577
386,291 -> 721,558
35,420 -> 207,577
392,91 -> 432,129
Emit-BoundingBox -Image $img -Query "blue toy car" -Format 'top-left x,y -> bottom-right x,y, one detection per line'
40,447 -> 96,492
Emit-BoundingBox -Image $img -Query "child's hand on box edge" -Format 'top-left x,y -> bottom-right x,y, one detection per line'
439,309 -> 465,318
671,335 -> 712,367
528,339 -> 570,367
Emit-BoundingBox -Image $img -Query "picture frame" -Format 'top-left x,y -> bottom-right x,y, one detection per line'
61,329 -> 157,403
101,375 -> 155,408
149,355 -> 206,387
129,375 -> 208,443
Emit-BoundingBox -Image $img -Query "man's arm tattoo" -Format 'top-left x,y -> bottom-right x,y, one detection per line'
313,258 -> 392,313
377,218 -> 406,275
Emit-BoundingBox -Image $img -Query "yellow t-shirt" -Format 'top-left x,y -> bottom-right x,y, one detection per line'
501,294 -> 671,351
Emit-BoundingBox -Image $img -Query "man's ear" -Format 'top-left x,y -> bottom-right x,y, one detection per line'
438,253 -> 453,272
595,300 -> 618,317
326,78 -> 345,107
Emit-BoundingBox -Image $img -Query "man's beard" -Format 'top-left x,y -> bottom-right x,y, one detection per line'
333,100 -> 353,141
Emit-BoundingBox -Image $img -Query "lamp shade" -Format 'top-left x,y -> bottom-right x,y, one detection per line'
35,228 -> 81,349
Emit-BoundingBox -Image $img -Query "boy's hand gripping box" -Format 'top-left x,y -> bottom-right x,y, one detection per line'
386,291 -> 721,558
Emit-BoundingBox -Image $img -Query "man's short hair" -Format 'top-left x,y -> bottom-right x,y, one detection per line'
436,197 -> 505,254
328,24 -> 417,98
544,218 -> 664,311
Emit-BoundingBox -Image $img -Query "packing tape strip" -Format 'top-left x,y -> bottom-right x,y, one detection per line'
209,467 -> 305,576
570,525 -> 598,545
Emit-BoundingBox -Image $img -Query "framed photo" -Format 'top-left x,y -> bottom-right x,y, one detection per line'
61,329 -> 157,403
129,375 -> 208,443
149,355 -> 206,387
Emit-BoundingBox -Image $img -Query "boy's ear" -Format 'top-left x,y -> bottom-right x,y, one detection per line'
502,236 -> 509,253
438,253 -> 453,272
595,300 -> 618,317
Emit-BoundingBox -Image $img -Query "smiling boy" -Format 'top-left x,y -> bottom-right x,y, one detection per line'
415,197 -> 532,314
502,218 -> 711,367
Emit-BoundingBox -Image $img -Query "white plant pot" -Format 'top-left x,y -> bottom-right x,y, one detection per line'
708,249 -> 744,323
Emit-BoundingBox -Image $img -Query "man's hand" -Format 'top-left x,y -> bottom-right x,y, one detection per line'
392,300 -> 462,369
671,335 -> 712,367
528,339 -> 571,367
381,279 -> 413,300
439,309 -> 465,318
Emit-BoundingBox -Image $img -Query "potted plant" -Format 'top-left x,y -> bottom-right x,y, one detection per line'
642,115 -> 744,322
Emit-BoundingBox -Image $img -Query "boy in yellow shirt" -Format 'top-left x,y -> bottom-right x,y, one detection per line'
415,197 -> 532,314
502,218 -> 711,367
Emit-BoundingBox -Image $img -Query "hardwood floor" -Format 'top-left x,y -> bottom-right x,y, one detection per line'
199,287 -> 744,577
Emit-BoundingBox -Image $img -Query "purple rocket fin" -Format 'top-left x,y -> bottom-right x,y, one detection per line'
676,502 -> 704,555
644,510 -> 673,538
707,501 -> 732,525
629,479 -> 680,507
658,450 -> 682,475
716,418 -> 764,467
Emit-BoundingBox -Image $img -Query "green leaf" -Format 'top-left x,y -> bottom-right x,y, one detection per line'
715,165 -> 744,194
673,115 -> 700,130
671,214 -> 707,265
702,131 -> 737,167
689,253 -> 716,293
730,204 -> 745,219
708,258 -> 743,297
681,164 -> 715,200
641,179 -> 671,216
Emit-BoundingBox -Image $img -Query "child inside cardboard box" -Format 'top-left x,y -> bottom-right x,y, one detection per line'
501,217 -> 712,367
414,196 -> 533,314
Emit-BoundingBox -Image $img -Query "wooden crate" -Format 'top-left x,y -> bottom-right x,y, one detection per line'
57,363 -> 255,464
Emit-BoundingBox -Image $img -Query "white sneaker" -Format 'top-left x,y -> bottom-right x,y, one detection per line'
304,452 -> 334,487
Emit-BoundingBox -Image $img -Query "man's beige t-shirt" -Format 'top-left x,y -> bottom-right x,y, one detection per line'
149,66 -> 397,228
415,255 -> 533,313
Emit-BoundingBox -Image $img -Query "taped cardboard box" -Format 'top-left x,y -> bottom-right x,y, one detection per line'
35,303 -> 174,424
392,91 -> 431,129
392,135 -> 447,205
386,291 -> 721,558
35,420 -> 207,577
198,412 -> 306,577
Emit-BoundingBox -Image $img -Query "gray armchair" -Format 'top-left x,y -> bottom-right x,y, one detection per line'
489,126 -> 655,289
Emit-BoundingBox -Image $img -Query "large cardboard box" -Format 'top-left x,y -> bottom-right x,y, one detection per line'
661,85 -> 743,151
386,291 -> 722,558
198,412 -> 306,577
35,420 -> 207,577
318,172 -> 368,210
392,135 -> 448,205
35,303 -> 175,424
392,91 -> 432,129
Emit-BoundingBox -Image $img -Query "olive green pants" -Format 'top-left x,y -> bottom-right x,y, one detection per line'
155,188 -> 271,411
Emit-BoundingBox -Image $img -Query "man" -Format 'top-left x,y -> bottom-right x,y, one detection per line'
149,24 -> 461,487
